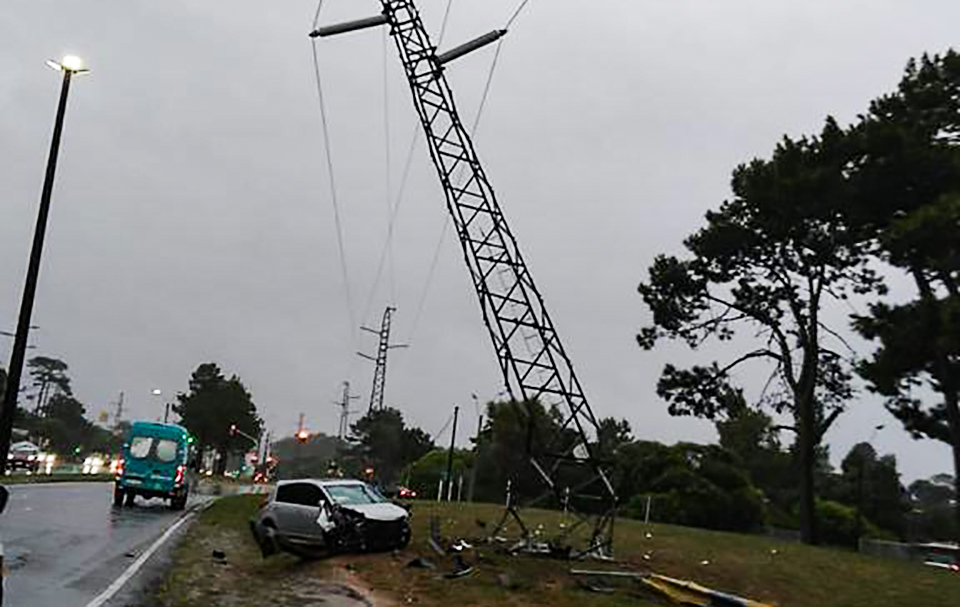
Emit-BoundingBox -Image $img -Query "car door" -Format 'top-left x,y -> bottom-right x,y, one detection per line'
273,482 -> 325,543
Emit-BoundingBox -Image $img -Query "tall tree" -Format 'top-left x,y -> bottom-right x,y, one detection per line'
27,356 -> 71,415
595,417 -> 633,460
638,117 -> 883,544
907,474 -> 957,541
850,51 -> 960,541
348,407 -> 433,485
173,363 -> 261,474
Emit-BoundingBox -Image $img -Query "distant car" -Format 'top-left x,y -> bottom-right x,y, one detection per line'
918,542 -> 960,573
251,478 -> 411,558
7,441 -> 41,473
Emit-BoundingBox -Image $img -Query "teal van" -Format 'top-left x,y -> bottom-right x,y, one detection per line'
114,421 -> 194,509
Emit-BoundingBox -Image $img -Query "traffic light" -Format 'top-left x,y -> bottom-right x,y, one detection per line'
296,430 -> 309,443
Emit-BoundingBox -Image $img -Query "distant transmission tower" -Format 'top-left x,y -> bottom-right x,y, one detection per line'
113,391 -> 124,429
358,306 -> 407,413
335,380 -> 359,440
313,0 -> 617,557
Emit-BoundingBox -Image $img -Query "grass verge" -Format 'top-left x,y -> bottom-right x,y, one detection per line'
153,497 -> 960,607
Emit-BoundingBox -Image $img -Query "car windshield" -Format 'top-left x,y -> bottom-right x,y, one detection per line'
324,483 -> 386,506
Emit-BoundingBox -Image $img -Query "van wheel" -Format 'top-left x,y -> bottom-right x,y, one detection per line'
113,488 -> 125,508
125,492 -> 136,507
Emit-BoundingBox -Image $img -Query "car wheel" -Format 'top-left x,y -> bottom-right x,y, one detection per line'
124,491 -> 136,507
113,488 -> 125,508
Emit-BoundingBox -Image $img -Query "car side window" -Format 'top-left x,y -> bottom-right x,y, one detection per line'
275,483 -> 324,506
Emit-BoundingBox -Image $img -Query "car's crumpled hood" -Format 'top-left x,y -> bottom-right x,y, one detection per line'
340,502 -> 408,522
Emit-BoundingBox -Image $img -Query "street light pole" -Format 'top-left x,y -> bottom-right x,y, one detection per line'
0,57 -> 87,474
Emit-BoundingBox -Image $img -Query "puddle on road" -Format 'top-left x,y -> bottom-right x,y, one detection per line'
6,549 -> 30,571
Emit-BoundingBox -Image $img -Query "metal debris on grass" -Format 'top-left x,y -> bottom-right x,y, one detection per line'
570,569 -> 774,607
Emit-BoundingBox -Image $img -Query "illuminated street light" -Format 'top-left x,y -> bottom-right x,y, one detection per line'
0,55 -> 89,474
46,55 -> 89,74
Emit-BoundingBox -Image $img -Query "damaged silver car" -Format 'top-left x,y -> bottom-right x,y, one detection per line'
251,478 -> 411,558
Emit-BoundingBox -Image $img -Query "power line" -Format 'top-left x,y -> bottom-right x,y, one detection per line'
310,40 -> 357,339
311,0 -> 324,29
358,0 -> 457,325
505,0 -> 533,29
383,26 -> 396,305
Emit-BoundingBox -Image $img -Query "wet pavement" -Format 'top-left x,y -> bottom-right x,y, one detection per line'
1,482 -> 205,606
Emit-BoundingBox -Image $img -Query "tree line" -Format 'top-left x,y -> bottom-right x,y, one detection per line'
637,50 -> 960,545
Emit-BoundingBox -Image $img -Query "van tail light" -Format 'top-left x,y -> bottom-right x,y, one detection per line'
175,465 -> 185,485
114,459 -> 124,477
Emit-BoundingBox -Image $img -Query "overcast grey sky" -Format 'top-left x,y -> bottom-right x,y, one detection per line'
1,0 -> 957,481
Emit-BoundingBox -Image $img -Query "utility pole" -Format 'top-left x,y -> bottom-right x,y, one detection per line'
358,306 -> 407,413
445,405 -> 459,502
0,56 -> 88,474
468,413 -> 483,503
312,2 -> 617,556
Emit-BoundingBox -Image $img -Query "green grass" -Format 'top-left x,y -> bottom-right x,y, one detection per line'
154,496 -> 960,607
349,501 -> 960,607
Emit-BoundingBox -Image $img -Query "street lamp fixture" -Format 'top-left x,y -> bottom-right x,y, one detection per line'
46,55 -> 89,74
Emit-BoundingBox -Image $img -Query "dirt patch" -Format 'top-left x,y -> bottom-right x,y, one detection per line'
152,496 -> 389,607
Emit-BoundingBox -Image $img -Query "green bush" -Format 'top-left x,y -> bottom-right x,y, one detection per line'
625,462 -> 765,532
814,499 -> 888,548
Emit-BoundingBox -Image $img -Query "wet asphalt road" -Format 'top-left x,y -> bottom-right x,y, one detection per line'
1,482 -> 202,607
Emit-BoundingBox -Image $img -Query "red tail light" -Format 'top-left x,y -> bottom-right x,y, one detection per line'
115,459 -> 124,477
175,465 -> 185,485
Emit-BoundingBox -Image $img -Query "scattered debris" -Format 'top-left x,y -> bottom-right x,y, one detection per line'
443,554 -> 475,579
570,569 -> 774,607
575,579 -> 616,594
700,559 -> 710,566
427,516 -> 446,556
406,557 -> 436,569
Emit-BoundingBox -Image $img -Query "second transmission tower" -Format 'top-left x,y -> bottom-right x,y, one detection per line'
358,306 -> 407,413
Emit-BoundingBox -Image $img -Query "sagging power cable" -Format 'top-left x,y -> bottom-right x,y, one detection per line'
310,39 -> 357,340
358,0 -> 457,327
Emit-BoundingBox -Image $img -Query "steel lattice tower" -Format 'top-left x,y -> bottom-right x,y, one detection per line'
358,306 -> 405,413
313,0 -> 617,556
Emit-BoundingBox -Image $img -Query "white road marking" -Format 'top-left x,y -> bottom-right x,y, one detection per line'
82,511 -> 194,607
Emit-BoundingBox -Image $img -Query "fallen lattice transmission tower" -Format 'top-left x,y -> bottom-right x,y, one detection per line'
311,0 -> 618,557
